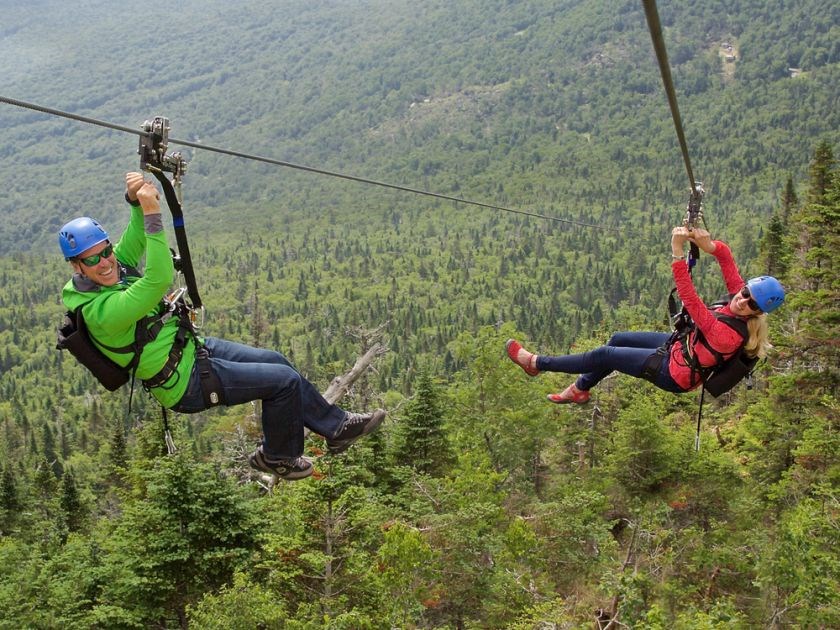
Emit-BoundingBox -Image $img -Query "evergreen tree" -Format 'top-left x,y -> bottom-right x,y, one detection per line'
42,423 -> 63,479
780,175 -> 798,224
760,211 -> 791,278
59,470 -> 85,534
108,417 -> 127,474
0,465 -> 20,532
95,453 -> 256,628
390,371 -> 452,476
785,144 -> 840,366
806,140 -> 836,205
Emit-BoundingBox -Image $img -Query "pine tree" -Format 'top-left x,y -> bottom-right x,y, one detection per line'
390,371 -> 452,476
0,466 -> 20,532
781,175 -> 798,224
59,471 -> 84,533
760,212 -> 790,278
806,140 -> 836,205
109,417 -> 127,472
42,423 -> 63,479
785,144 -> 840,366
96,453 -> 255,627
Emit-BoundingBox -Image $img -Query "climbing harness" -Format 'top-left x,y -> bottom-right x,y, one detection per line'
639,295 -> 758,449
669,298 -> 755,395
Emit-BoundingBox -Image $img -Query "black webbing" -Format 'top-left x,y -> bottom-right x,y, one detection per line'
149,170 -> 202,309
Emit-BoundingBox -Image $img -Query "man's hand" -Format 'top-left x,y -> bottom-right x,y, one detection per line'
125,172 -> 145,202
136,181 -> 161,215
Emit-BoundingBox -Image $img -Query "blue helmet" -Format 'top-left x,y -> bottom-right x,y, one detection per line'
746,276 -> 785,313
59,217 -> 109,259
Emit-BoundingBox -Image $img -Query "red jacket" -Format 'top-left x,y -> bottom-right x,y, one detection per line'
668,241 -> 747,390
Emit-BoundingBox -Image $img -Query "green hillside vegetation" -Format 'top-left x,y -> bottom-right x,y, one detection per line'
0,0 -> 838,626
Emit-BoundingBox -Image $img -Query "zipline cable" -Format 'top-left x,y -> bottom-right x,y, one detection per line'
641,0 -> 713,452
641,0 -> 698,196
1,95 -> 606,230
641,0 -> 706,273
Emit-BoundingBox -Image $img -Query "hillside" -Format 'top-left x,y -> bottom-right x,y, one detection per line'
1,0 -> 838,252
0,1 -> 838,627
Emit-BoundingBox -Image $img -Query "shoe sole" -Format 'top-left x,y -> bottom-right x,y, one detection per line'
546,393 -> 591,405
327,409 -> 386,454
248,452 -> 313,480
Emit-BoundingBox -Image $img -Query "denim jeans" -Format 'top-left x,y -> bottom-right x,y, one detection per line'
535,331 -> 685,393
171,337 -> 346,459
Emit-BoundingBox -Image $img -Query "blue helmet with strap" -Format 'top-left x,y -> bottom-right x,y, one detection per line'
59,217 -> 109,260
746,276 -> 785,313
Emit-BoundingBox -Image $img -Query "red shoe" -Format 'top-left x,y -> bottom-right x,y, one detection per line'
505,339 -> 539,376
547,383 -> 591,404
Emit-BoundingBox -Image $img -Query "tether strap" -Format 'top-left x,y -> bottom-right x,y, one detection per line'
695,385 -> 706,452
162,407 -> 177,454
149,169 -> 202,309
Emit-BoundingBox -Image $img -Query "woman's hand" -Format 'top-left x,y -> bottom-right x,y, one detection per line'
687,228 -> 716,254
671,226 -> 691,257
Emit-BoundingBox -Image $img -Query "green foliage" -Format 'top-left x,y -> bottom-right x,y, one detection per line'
0,1 -> 838,627
784,143 -> 840,365
93,453 -> 256,627
58,470 -> 85,535
754,498 -> 840,628
375,521 -> 438,626
187,572 -> 291,629
389,370 -> 452,476
0,466 -> 20,533
608,398 -> 682,493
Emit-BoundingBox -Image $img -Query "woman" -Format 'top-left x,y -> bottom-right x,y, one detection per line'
505,226 -> 785,403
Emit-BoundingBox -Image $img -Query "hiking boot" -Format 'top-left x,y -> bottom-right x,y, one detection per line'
248,446 -> 313,480
326,409 -> 386,454
505,339 -> 539,376
547,383 -> 591,405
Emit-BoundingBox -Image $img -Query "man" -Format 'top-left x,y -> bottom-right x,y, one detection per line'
59,172 -> 385,480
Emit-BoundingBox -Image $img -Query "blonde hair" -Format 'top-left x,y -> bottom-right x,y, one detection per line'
744,313 -> 770,359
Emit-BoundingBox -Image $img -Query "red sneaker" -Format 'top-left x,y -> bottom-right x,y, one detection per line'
547,383 -> 590,404
505,339 -> 539,376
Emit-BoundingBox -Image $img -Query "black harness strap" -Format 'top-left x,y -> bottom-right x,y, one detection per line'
140,124 -> 225,452
195,345 -> 224,407
149,169 -> 202,309
640,346 -> 669,383
140,310 -> 191,390
679,311 -> 748,389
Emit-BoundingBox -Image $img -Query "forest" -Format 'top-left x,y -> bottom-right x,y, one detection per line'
0,0 -> 838,628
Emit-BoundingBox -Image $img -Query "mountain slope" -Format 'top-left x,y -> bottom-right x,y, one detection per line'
0,0 -> 837,256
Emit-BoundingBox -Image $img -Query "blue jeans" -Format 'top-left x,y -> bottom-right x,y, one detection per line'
171,337 -> 346,459
535,331 -> 685,393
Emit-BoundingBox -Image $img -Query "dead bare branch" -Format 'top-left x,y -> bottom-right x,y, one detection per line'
323,342 -> 388,405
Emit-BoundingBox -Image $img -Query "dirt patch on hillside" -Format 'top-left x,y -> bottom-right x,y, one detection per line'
368,82 -> 513,138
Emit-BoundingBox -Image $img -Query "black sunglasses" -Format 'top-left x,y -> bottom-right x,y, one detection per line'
77,243 -> 114,267
740,286 -> 761,312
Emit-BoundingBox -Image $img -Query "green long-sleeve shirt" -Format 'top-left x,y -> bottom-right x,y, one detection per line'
61,206 -> 195,408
